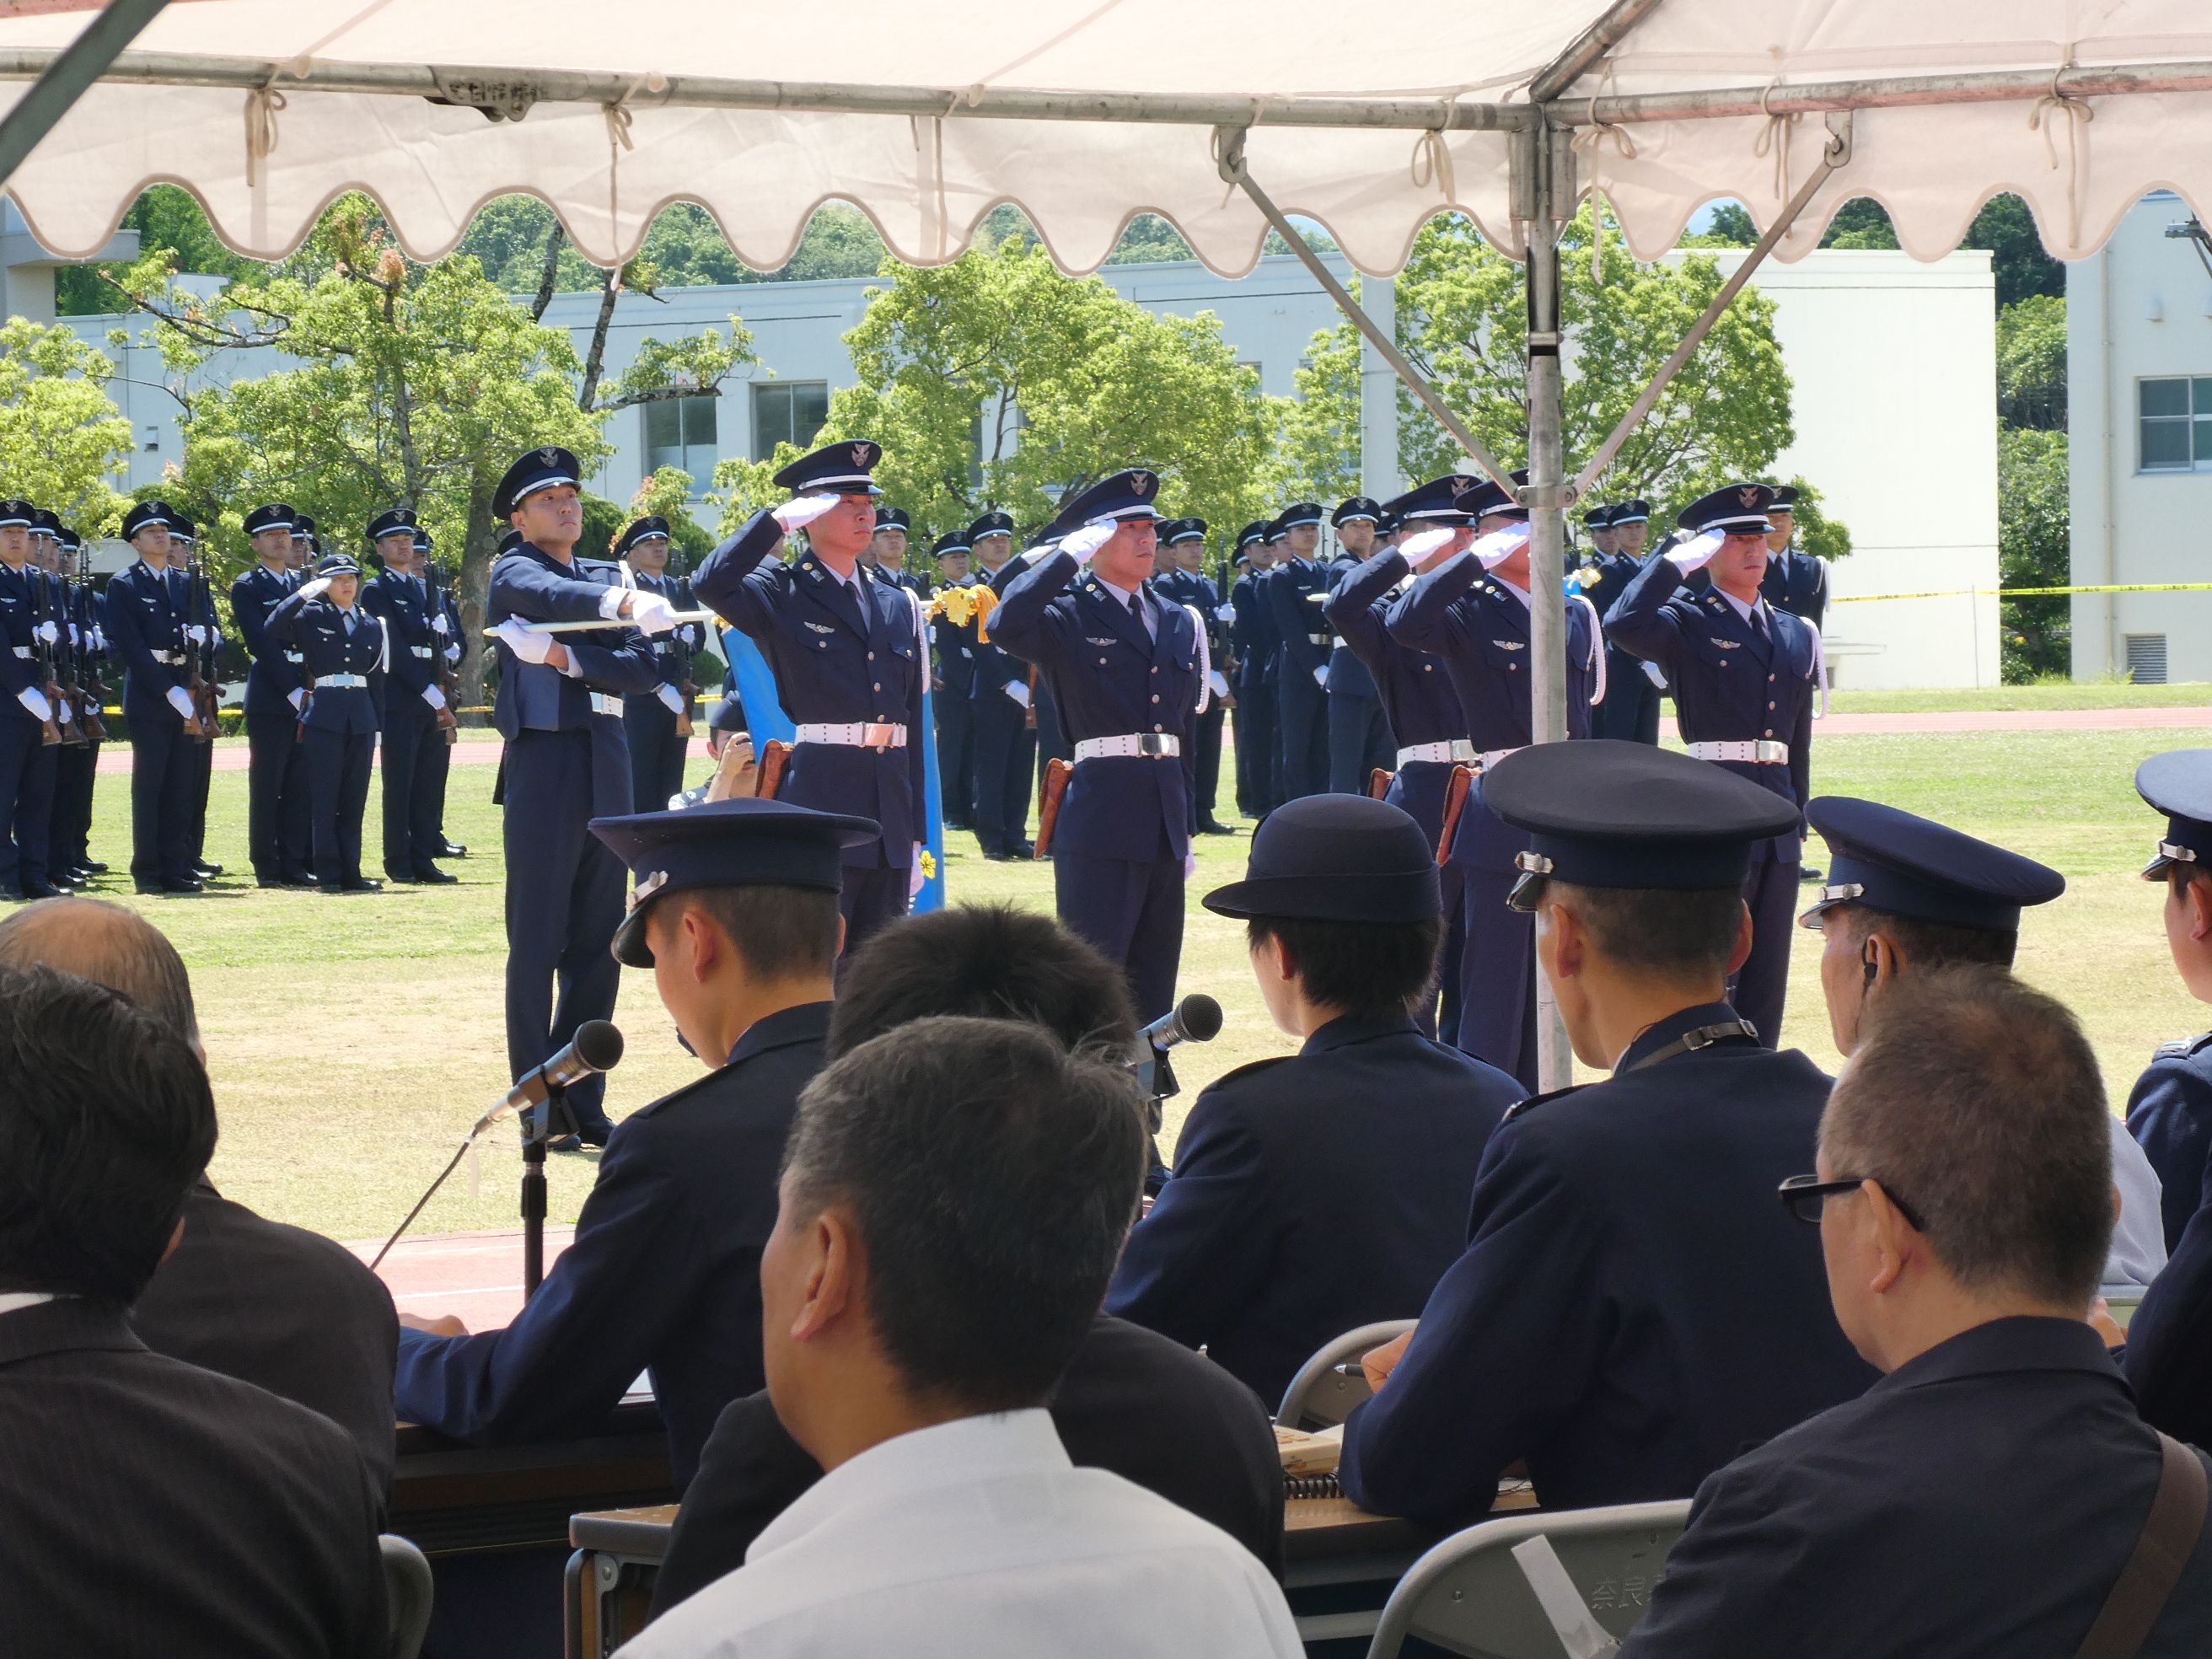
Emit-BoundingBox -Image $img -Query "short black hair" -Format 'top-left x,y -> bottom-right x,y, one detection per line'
830,904 -> 1139,1060
1244,915 -> 1445,1018
0,964 -> 217,1300
1822,965 -> 2111,1307
783,1017 -> 1147,1413
681,884 -> 841,982
1828,902 -> 2017,970
1551,881 -> 1745,979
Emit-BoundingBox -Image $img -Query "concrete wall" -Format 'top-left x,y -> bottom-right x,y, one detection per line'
2068,191 -> 2212,684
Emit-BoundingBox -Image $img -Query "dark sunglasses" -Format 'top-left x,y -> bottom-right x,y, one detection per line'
1777,1173 -> 1925,1232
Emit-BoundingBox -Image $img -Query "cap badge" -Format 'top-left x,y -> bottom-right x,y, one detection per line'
1449,476 -> 1476,498
539,447 -> 559,466
1737,486 -> 1762,509
1131,470 -> 1153,491
850,443 -> 871,468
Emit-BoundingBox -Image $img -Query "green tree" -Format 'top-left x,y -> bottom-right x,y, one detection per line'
0,317 -> 133,529
1997,293 -> 2066,431
714,238 -> 1275,545
56,184 -> 255,314
1264,310 -> 1363,504
1998,427 -> 2070,681
1815,195 -> 2065,309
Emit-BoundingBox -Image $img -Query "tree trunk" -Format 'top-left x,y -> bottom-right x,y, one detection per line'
577,266 -> 621,412
459,484 -> 499,720
530,222 -> 567,324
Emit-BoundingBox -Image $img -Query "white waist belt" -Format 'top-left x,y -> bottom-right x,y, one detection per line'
1397,740 -> 1477,767
1688,739 -> 1791,765
1479,746 -> 1522,771
588,692 -> 623,719
1076,733 -> 1182,761
796,721 -> 907,749
153,650 -> 186,665
8,646 -> 26,659
283,652 -> 304,664
319,673 -> 368,689
1305,632 -> 1332,646
409,646 -> 433,658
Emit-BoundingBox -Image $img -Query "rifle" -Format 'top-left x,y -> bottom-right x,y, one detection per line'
30,572 -> 76,747
424,561 -> 460,744
181,558 -> 218,742
73,575 -> 110,744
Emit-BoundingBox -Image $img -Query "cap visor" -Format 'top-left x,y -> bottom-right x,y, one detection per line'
610,910 -> 653,968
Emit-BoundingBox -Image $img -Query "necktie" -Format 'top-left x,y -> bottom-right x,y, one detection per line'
1751,606 -> 1769,641
343,611 -> 357,638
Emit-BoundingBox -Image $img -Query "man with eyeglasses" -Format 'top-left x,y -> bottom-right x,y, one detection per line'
1338,740 -> 1872,1525
1621,969 -> 2212,1658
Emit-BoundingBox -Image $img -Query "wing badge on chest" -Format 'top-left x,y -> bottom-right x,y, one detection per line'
803,620 -> 836,634
1710,637 -> 1742,650
1491,640 -> 1525,651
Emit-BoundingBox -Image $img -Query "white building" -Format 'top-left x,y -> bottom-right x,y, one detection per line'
2067,191 -> 2212,685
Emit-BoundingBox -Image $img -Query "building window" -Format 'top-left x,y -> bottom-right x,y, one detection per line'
751,381 -> 830,461
2138,378 -> 2212,471
644,396 -> 720,484
2125,634 -> 2170,685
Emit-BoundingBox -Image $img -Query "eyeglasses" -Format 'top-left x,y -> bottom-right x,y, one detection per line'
1777,1173 -> 1925,1232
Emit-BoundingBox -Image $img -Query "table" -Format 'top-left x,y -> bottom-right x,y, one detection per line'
561,1481 -> 1538,1657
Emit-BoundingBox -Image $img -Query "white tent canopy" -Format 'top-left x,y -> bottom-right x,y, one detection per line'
0,0 -> 2205,273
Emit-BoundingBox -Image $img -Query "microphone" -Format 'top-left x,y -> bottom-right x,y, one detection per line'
472,1020 -> 625,1137
1139,994 -> 1223,1053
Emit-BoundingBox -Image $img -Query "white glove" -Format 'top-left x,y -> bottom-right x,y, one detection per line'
16,686 -> 51,722
1058,521 -> 1117,565
445,642 -> 461,663
1399,527 -> 1458,565
89,627 -> 105,651
1215,604 -> 1238,622
34,620 -> 57,645
185,624 -> 210,646
431,613 -> 450,637
1640,660 -> 1669,690
287,687 -> 305,711
909,845 -> 926,899
1313,664 -> 1329,687
625,589 -> 679,636
56,698 -> 71,722
421,685 -> 447,711
164,685 -> 196,721
1003,679 -> 1031,710
771,494 -> 840,534
679,625 -> 701,650
1183,851 -> 1198,880
298,577 -> 333,602
1473,523 -> 1533,571
1208,669 -> 1229,698
656,683 -> 685,715
1667,529 -> 1726,573
66,623 -> 80,647
492,618 -> 556,666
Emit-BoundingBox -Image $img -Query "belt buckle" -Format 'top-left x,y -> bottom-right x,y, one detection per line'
862,721 -> 897,751
1756,739 -> 1787,764
1137,733 -> 1172,757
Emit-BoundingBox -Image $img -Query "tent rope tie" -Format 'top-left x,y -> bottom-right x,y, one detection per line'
1570,72 -> 1635,282
2029,56 -> 2094,250
603,81 -> 642,254
244,80 -> 287,189
1410,128 -> 1456,205
909,108 -> 954,261
1753,80 -> 1801,201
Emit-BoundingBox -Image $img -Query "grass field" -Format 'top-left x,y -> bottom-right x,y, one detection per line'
1828,682 -> 2211,714
53,720 -> 2209,1248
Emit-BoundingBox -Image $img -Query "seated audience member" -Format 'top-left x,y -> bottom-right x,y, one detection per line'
0,964 -> 387,1659
2126,750 -> 2212,1248
1104,794 -> 1525,1406
1620,969 -> 2212,1657
652,904 -> 1283,1619
0,897 -> 400,1487
394,799 -> 877,1485
1340,742 -> 1875,1523
1797,797 -> 2166,1288
624,1018 -> 1302,1658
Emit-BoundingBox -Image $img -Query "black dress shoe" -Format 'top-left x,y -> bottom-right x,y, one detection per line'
411,866 -> 459,885
19,881 -> 66,899
985,850 -> 1020,862
435,840 -> 469,859
1199,819 -> 1236,835
280,872 -> 319,889
1800,866 -> 1826,883
193,862 -> 223,879
344,877 -> 384,894
161,878 -> 204,895
1014,840 -> 1036,859
78,860 -> 108,874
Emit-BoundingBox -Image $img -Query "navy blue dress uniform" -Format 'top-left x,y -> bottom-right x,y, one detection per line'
357,510 -> 451,884
1228,523 -> 1279,819
486,448 -> 663,1139
926,529 -> 979,833
415,529 -> 466,862
690,440 -> 928,961
1104,797 -> 1525,1407
993,469 -> 1205,1022
1260,504 -> 1334,801
1623,1318 -> 2212,1659
0,501 -> 58,899
964,511 -> 1037,859
1383,475 -> 1603,1088
1340,742 -> 1875,1523
102,502 -> 207,894
613,518 -> 701,815
1581,502 -> 1664,746
1151,520 -> 1230,835
230,504 -> 314,888
2126,751 -> 2212,1250
1323,497 -> 1397,797
264,556 -> 385,893
1327,540 -> 1474,1042
394,798 -> 875,1485
1605,482 -> 1820,1048
1759,485 -> 1831,629
163,511 -> 225,879
48,530 -> 105,883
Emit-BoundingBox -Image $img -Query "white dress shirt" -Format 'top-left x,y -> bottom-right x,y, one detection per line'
1093,574 -> 1155,639
2106,1118 -> 2168,1290
619,1409 -> 1301,1659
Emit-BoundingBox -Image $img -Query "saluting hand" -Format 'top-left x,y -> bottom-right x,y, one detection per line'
1058,521 -> 1117,565
1667,529 -> 1726,573
1361,1328 -> 1415,1393
771,494 -> 840,534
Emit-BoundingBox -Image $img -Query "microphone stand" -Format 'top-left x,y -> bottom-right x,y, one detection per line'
518,1082 -> 581,1301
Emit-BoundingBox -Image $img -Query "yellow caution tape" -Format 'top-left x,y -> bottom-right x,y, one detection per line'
1836,582 -> 2212,604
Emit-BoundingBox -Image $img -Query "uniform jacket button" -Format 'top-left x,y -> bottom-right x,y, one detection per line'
1151,694 -> 1160,703
1764,728 -> 1774,738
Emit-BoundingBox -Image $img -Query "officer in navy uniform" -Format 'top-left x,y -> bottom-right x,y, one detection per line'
1606,481 -> 1822,1048
48,527 -> 106,885
1106,795 -> 1524,1406
1340,740 -> 1876,1524
690,439 -> 928,964
263,553 -> 386,893
865,503 -> 917,594
487,446 -> 669,1145
102,501 -> 208,894
1260,504 -> 1334,801
1150,520 -> 1220,835
992,470 -> 1205,1021
230,502 -> 314,888
1327,516 -> 1475,1041
414,528 -> 467,862
2123,751 -> 2212,1250
926,528 -> 978,834
964,509 -> 1036,861
614,515 -> 700,814
1228,522 -> 1280,819
1760,486 -> 1831,630
357,507 -> 453,885
1323,498 -> 1396,796
162,511 -> 225,883
0,498 -> 62,899
1581,501 -> 1664,746
1384,474 -> 1603,1088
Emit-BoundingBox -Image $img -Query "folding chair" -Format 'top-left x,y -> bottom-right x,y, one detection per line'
1365,1501 -> 1692,1659
1275,1319 -> 1416,1430
379,1534 -> 434,1659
